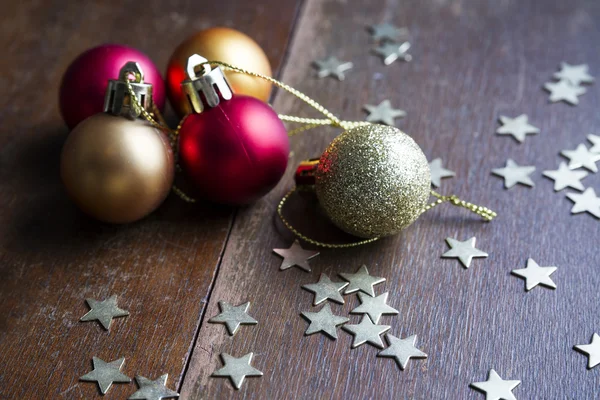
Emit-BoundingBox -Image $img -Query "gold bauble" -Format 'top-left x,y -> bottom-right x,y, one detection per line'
60,113 -> 175,223
315,125 -> 431,238
167,27 -> 273,117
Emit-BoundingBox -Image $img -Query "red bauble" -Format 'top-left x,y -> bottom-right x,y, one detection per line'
178,95 -> 289,205
59,44 -> 165,129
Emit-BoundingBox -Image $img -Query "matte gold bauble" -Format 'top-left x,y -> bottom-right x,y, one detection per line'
315,125 -> 431,238
60,113 -> 175,223
167,27 -> 273,117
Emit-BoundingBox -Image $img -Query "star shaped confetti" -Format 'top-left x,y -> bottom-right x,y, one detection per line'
128,374 -> 179,400
566,188 -> 600,219
496,114 -> 539,143
544,80 -> 586,105
492,159 -> 535,189
561,144 -> 600,173
312,56 -> 353,81
363,100 -> 406,126
350,292 -> 398,324
429,158 -> 455,187
301,273 -> 349,305
511,258 -> 557,291
554,62 -> 594,86
543,162 -> 587,192
343,315 -> 391,349
301,303 -> 349,339
339,265 -> 385,297
80,295 -> 129,331
470,369 -> 520,400
273,240 -> 319,272
208,301 -> 257,336
377,334 -> 427,370
212,353 -> 263,390
80,357 -> 131,395
442,237 -> 488,269
588,134 -> 600,153
368,23 -> 408,42
574,333 -> 600,369
372,41 -> 412,65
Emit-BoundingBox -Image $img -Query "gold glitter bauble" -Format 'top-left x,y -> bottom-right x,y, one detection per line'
315,125 -> 431,238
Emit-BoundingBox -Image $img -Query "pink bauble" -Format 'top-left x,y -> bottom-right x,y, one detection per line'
59,44 -> 165,129
178,95 -> 289,205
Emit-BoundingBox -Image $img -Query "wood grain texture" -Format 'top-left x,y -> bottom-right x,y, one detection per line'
181,0 -> 600,398
0,1 -> 300,398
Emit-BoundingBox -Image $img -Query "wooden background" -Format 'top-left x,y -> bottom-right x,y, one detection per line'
1,0 -> 599,398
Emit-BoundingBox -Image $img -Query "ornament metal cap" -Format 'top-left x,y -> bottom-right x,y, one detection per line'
181,54 -> 233,114
103,61 -> 153,119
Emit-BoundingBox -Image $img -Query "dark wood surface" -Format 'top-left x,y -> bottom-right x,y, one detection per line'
1,0 -> 599,399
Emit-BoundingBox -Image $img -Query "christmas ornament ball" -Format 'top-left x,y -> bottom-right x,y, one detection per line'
61,113 -> 174,223
315,125 -> 431,238
167,27 -> 273,116
59,44 -> 166,129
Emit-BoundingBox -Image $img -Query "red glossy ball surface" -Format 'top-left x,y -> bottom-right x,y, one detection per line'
59,44 -> 165,129
178,95 -> 289,205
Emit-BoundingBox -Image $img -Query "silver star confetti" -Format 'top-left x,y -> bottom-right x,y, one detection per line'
442,237 -> 488,269
372,41 -> 412,65
511,258 -> 557,291
312,56 -> 353,81
566,188 -> 600,219
561,144 -> 600,173
301,273 -> 349,305
470,369 -> 520,400
363,100 -> 406,126
496,114 -> 539,143
301,303 -> 349,339
429,158 -> 455,187
339,265 -> 385,297
492,159 -> 535,189
588,134 -> 600,153
208,301 -> 257,336
544,80 -> 586,105
273,240 -> 319,272
212,353 -> 263,390
377,334 -> 427,370
543,162 -> 587,192
80,295 -> 129,331
554,62 -> 594,86
574,333 -> 600,369
128,374 -> 179,400
80,357 -> 131,395
351,292 -> 398,324
343,315 -> 391,349
368,23 -> 408,42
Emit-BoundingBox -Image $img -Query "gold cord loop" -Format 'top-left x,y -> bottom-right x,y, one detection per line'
422,191 -> 497,221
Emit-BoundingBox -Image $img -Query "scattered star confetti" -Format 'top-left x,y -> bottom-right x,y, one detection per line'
554,62 -> 594,86
301,303 -> 349,339
212,353 -> 263,390
496,114 -> 539,143
377,334 -> 427,370
128,374 -> 179,400
470,369 -> 520,400
208,301 -> 257,336
79,295 -> 129,331
343,315 -> 391,349
429,158 -> 455,187
372,41 -> 412,65
442,237 -> 488,269
544,80 -> 586,105
368,23 -> 408,42
574,333 -> 600,369
301,273 -> 349,305
339,265 -> 385,296
492,159 -> 535,189
363,100 -> 406,126
511,258 -> 557,291
588,134 -> 600,153
350,292 -> 398,324
273,240 -> 319,272
542,162 -> 587,192
312,56 -> 353,81
566,188 -> 600,219
561,144 -> 600,173
79,357 -> 131,395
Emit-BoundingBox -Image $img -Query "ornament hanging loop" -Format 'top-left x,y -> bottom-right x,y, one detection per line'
182,54 -> 233,113
104,61 -> 153,119
423,191 -> 497,221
